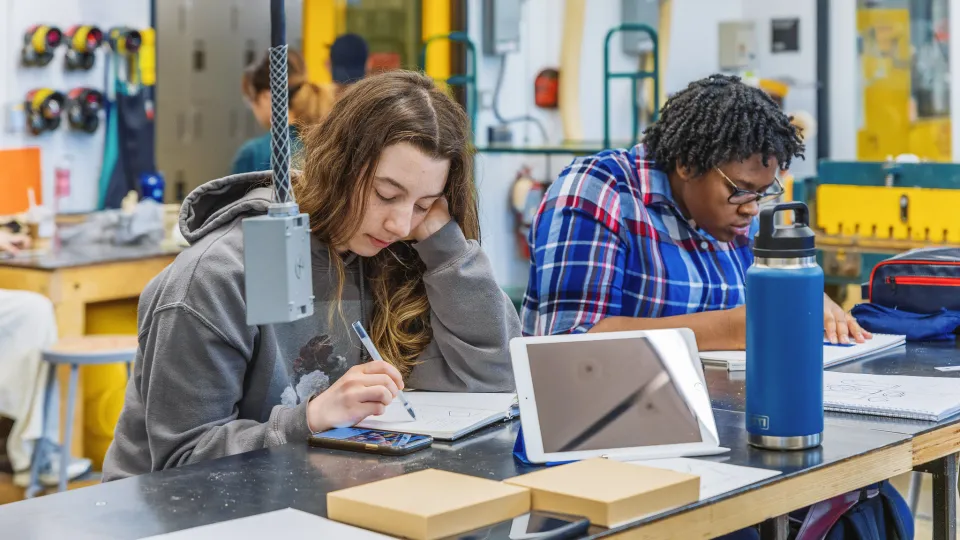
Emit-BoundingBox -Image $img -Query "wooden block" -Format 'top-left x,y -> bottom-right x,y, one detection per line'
327,469 -> 531,540
503,458 -> 700,527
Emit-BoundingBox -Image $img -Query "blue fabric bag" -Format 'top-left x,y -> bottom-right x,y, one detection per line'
852,303 -> 960,341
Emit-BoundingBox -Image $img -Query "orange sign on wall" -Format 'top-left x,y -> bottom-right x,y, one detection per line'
0,147 -> 42,215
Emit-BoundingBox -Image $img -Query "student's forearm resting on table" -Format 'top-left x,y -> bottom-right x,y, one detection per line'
588,307 -> 745,351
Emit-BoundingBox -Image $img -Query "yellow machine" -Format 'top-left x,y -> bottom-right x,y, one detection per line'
856,6 -> 951,162
795,161 -> 960,307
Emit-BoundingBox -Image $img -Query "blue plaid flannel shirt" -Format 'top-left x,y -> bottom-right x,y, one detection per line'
521,144 -> 759,336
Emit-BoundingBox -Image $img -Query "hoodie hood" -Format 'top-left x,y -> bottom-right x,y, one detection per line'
178,171 -> 354,268
179,172 -> 273,244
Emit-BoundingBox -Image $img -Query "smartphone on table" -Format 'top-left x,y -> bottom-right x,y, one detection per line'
308,427 -> 432,456
445,511 -> 591,540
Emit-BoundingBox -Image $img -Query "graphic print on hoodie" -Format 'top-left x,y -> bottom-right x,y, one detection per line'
281,334 -> 351,407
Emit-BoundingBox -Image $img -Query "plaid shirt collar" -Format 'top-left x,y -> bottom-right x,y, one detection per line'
632,144 -> 680,209
632,145 -> 734,244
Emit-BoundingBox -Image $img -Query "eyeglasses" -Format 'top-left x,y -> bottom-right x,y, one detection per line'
715,167 -> 785,205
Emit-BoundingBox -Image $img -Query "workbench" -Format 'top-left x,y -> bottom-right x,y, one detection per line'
709,341 -> 960,540
0,244 -> 179,460
5,343 -> 958,540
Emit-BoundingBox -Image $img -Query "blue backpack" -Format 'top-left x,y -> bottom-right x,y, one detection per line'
713,481 -> 913,540
787,481 -> 913,540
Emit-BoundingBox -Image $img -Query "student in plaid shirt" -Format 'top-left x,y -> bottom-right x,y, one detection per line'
523,74 -> 870,349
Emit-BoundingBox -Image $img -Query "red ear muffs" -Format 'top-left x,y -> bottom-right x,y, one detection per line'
66,88 -> 104,133
22,25 -> 63,67
25,88 -> 65,135
64,25 -> 104,71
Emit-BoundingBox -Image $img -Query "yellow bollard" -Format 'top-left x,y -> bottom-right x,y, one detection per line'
82,299 -> 137,470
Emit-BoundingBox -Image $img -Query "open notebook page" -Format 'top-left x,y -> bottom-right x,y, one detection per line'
823,372 -> 960,421
626,458 -> 781,500
699,333 -> 906,371
356,392 -> 517,440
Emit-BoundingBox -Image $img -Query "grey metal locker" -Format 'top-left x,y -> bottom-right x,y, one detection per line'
157,0 -> 305,201
156,0 -> 198,202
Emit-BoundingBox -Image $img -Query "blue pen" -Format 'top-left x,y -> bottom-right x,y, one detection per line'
351,321 -> 417,420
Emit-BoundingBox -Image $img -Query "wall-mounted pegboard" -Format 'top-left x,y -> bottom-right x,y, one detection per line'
0,0 -> 150,214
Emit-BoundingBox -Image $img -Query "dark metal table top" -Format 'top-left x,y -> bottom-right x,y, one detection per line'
708,341 -> 960,438
0,408 -> 910,539
0,243 -> 181,270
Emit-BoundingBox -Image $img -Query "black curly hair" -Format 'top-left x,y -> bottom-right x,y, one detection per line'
642,74 -> 805,176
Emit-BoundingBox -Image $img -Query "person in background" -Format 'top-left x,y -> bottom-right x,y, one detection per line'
231,49 -> 329,174
0,230 -> 91,488
103,71 -> 519,481
231,34 -> 370,175
523,74 -> 869,349
327,33 -> 370,97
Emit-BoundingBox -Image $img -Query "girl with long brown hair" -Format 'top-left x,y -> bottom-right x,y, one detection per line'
103,71 -> 520,479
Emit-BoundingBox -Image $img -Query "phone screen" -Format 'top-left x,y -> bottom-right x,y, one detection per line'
314,427 -> 430,448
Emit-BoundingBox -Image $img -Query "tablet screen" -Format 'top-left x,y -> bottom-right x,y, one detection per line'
526,336 -> 703,453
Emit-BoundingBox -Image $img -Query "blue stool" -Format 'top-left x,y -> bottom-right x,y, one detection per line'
25,335 -> 137,497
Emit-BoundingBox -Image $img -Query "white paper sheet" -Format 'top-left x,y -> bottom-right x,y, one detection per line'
142,508 -> 394,539
626,458 -> 781,500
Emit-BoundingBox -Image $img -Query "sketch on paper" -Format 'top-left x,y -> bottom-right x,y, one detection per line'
825,379 -> 906,402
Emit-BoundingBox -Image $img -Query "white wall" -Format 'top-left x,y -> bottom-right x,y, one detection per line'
743,0 -> 819,178
0,0 -> 150,214
952,0 -> 960,161
663,0 -> 743,92
828,0 -> 858,161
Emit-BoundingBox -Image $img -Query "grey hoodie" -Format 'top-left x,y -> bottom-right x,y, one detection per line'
102,172 -> 520,481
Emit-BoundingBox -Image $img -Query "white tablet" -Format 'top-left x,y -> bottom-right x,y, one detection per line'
509,328 -> 722,464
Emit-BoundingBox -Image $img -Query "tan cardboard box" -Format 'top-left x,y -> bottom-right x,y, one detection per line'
503,458 -> 699,527
327,469 -> 531,539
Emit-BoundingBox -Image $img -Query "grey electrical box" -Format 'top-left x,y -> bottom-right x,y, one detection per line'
243,212 -> 315,325
482,0 -> 521,56
718,21 -> 758,71
621,0 -> 659,54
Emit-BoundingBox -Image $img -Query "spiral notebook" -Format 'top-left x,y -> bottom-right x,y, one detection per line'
356,392 -> 519,440
699,334 -> 906,371
823,372 -> 960,422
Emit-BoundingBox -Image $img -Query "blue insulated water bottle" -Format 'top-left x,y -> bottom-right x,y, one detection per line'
746,202 -> 824,450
